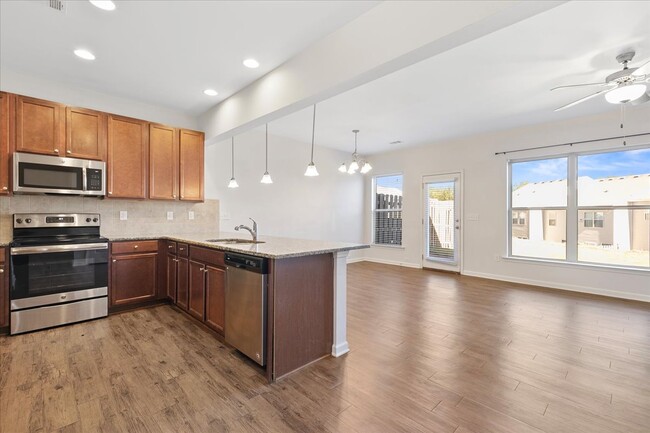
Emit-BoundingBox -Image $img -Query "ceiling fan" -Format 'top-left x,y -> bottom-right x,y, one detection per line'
552,51 -> 650,111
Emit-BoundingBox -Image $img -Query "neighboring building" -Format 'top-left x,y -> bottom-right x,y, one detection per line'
512,174 -> 650,252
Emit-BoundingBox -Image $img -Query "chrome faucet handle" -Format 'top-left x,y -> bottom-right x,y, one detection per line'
249,218 -> 257,233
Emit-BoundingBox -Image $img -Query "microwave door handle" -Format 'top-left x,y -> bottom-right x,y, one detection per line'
83,167 -> 87,191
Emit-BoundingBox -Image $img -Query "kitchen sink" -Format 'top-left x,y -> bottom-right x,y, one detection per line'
205,238 -> 265,244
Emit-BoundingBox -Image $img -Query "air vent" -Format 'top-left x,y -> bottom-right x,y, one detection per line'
48,0 -> 66,13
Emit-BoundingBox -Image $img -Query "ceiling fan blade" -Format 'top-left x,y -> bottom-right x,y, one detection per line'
550,82 -> 611,91
554,88 -> 613,111
632,58 -> 650,76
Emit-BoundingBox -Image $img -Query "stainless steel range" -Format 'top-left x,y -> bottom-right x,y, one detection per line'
9,213 -> 109,335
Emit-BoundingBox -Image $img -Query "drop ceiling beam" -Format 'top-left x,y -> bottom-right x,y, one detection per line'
199,0 -> 564,145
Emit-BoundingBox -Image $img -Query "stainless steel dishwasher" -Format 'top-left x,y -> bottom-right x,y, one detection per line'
224,252 -> 268,366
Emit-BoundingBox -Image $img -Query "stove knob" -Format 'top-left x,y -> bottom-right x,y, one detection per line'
86,218 -> 92,223
25,218 -> 32,224
16,218 -> 22,224
93,218 -> 98,223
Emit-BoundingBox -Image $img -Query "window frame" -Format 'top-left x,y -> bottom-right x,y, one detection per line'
507,145 -> 650,270
372,173 -> 404,247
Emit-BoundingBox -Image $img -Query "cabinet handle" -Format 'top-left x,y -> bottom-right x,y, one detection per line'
108,191 -> 112,195
134,245 -> 138,249
173,194 -> 176,198
112,259 -> 117,263
200,267 -> 205,271
54,149 -> 59,153
0,268 -> 4,273
2,186 -> 7,191
179,247 -> 184,251
204,269 -> 209,273
174,259 -> 179,262
168,245 -> 173,248
66,150 -> 72,154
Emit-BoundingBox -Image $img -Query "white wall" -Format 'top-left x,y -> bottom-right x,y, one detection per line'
361,106 -> 650,302
0,67 -> 198,129
205,129 -> 365,250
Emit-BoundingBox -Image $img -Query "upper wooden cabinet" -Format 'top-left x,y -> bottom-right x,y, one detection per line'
179,129 -> 204,201
66,107 -> 106,160
107,115 -> 148,199
15,95 -> 65,156
149,124 -> 179,200
0,92 -> 11,195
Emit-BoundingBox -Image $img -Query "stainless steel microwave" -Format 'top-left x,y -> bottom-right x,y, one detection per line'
13,152 -> 106,196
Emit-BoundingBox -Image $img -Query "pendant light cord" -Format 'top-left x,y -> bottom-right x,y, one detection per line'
265,124 -> 269,171
354,130 -> 358,154
310,104 -> 316,163
231,137 -> 235,177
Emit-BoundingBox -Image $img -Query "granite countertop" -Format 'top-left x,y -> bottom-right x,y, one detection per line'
107,232 -> 368,259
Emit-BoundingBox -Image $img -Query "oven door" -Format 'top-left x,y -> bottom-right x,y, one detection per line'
10,243 -> 109,303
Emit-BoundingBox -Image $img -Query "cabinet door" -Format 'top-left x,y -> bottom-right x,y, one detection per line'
176,257 -> 189,310
0,92 -> 10,195
179,129 -> 204,202
205,265 -> 225,333
166,254 -> 177,302
111,253 -> 157,306
66,107 -> 106,160
107,115 -> 148,199
149,124 -> 178,200
188,260 -> 206,320
0,260 -> 7,329
15,95 -> 65,156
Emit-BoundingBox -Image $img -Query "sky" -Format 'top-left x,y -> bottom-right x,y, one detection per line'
376,174 -> 402,192
511,147 -> 650,186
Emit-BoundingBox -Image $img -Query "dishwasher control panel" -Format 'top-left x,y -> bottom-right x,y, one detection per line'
224,252 -> 268,274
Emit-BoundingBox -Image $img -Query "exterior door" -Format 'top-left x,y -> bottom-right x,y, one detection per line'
423,173 -> 462,272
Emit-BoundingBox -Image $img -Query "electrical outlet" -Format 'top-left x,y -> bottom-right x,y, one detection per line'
221,211 -> 231,220
119,211 -> 127,221
188,211 -> 195,220
466,213 -> 480,221
495,255 -> 502,262
167,211 -> 174,221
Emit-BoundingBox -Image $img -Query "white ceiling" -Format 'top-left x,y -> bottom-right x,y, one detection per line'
267,1 -> 650,155
0,0 -> 378,115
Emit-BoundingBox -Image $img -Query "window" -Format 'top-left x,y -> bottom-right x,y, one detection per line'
509,147 -> 650,269
583,211 -> 604,228
510,157 -> 567,260
373,174 -> 403,246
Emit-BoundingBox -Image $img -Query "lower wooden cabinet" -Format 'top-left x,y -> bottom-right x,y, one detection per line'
0,248 -> 8,329
111,253 -> 158,306
189,260 -> 206,320
205,265 -> 225,333
166,253 -> 177,302
176,257 -> 189,310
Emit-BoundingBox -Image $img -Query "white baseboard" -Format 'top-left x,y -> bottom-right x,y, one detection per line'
462,270 -> 650,303
348,257 -> 422,269
331,342 -> 350,357
346,257 -> 366,264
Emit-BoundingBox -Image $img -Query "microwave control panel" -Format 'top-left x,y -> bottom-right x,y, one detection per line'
86,169 -> 103,191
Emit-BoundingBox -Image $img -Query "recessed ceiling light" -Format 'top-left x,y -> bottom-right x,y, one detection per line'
74,49 -> 96,60
243,58 -> 260,69
203,89 -> 218,96
89,0 -> 116,11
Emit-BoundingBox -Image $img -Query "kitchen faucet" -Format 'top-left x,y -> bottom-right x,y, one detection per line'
235,218 -> 258,241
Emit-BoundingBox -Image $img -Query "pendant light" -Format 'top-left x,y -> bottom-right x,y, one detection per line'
260,124 -> 273,184
304,104 -> 319,177
228,137 -> 239,188
339,130 -> 372,175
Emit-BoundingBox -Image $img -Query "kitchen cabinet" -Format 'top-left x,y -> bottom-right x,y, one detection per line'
15,95 -> 66,156
205,265 -> 226,333
188,260 -> 206,320
0,92 -> 11,195
0,248 -> 7,330
149,124 -> 179,200
110,241 -> 158,307
66,106 -> 106,160
176,258 -> 189,310
107,114 -> 148,199
166,254 -> 178,302
179,129 -> 204,201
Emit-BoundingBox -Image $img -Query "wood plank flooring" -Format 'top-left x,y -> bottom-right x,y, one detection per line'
1,261 -> 649,432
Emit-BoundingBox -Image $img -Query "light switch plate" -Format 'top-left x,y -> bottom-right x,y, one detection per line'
119,211 -> 127,221
188,211 -> 195,220
466,213 -> 479,221
167,211 -> 174,221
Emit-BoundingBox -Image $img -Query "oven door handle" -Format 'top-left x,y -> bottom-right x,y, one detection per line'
10,242 -> 109,255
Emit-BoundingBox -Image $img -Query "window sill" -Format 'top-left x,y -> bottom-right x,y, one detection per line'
371,244 -> 405,250
503,256 -> 649,275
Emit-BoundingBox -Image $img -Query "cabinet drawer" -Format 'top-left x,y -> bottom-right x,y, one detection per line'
111,240 -> 158,255
177,243 -> 189,257
166,241 -> 177,255
189,246 -> 224,267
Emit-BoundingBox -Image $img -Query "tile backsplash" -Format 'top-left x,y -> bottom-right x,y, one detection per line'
0,196 -> 219,240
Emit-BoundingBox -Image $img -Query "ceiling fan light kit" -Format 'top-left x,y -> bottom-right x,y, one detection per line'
552,51 -> 650,111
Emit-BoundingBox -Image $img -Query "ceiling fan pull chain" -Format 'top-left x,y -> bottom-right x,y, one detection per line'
620,104 -> 627,146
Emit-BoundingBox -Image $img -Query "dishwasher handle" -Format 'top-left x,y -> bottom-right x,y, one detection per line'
224,252 -> 268,274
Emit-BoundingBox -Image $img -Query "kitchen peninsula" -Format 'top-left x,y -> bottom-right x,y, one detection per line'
108,232 -> 368,381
